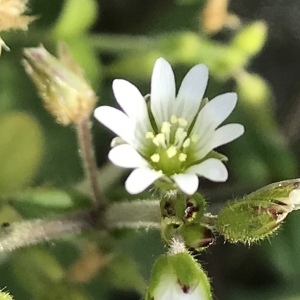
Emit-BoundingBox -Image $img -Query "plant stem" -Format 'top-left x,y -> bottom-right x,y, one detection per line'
77,119 -> 104,210
105,200 -> 161,229
0,210 -> 96,252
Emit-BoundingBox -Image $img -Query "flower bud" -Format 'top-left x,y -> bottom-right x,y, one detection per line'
146,239 -> 212,300
217,179 -> 300,243
231,21 -> 267,56
23,43 -> 97,125
160,192 -> 206,223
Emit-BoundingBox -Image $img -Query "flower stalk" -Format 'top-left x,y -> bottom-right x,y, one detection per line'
77,118 -> 104,209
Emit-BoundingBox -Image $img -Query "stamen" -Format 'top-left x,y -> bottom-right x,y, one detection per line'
153,133 -> 167,148
183,138 -> 191,148
151,153 -> 160,163
191,134 -> 199,143
161,122 -> 171,133
146,131 -> 155,139
174,127 -> 188,148
171,115 -> 178,124
179,153 -> 187,162
161,122 -> 171,144
178,118 -> 188,127
166,146 -> 177,158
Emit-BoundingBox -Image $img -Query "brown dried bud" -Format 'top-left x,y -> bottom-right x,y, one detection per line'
23,43 -> 97,125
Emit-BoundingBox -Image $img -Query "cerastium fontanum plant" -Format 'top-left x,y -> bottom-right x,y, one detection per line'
0,0 -> 299,299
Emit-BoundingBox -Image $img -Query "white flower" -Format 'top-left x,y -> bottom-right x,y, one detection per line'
94,58 -> 244,195
146,239 -> 212,300
152,273 -> 209,300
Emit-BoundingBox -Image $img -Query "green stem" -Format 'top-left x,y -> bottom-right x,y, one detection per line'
0,210 -> 96,252
77,119 -> 105,210
105,200 -> 161,229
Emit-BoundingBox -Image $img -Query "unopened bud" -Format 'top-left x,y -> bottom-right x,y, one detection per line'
23,43 -> 97,125
146,238 -> 212,300
160,192 -> 206,223
217,179 -> 300,244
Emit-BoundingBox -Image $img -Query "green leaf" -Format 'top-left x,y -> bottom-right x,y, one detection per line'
104,254 -> 146,294
10,188 -> 93,218
11,248 -> 65,298
0,112 -> 44,195
51,0 -> 98,38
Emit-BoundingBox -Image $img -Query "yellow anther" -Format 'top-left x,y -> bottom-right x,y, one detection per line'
166,146 -> 177,158
179,153 -> 187,162
146,132 -> 155,139
178,118 -> 188,127
191,134 -> 199,143
151,153 -> 160,163
183,138 -> 191,148
171,115 -> 178,124
161,122 -> 171,133
153,133 -> 166,147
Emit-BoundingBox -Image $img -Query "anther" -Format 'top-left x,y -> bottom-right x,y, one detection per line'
171,115 -> 178,124
153,133 -> 167,148
166,146 -> 177,158
178,118 -> 188,127
183,138 -> 191,148
161,122 -> 171,133
146,132 -> 155,139
151,153 -> 160,163
175,128 -> 188,148
179,153 -> 187,162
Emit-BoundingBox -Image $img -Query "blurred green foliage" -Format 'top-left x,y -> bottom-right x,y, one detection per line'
0,0 -> 299,299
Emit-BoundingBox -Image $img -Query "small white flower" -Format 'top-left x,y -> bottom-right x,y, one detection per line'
146,239 -> 212,300
94,58 -> 244,195
152,273 -> 209,300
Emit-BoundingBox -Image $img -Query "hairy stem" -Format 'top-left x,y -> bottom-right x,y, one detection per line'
105,200 -> 161,229
0,210 -> 96,252
77,119 -> 104,209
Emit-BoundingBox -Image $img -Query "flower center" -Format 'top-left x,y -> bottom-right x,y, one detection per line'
146,115 -> 198,176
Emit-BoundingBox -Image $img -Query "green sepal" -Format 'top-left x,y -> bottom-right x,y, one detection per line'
178,224 -> 214,251
160,217 -> 182,244
146,255 -> 170,300
216,179 -> 300,244
160,192 -> 206,223
246,179 -> 300,202
217,200 -> 287,244
146,252 -> 212,300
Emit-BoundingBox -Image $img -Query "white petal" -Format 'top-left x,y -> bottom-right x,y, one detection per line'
94,106 -> 133,145
175,64 -> 208,123
195,123 -> 244,159
112,79 -> 151,133
187,158 -> 228,182
193,93 -> 237,139
108,144 -> 148,168
125,168 -> 163,194
151,58 -> 176,128
172,173 -> 199,195
210,123 -> 244,148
